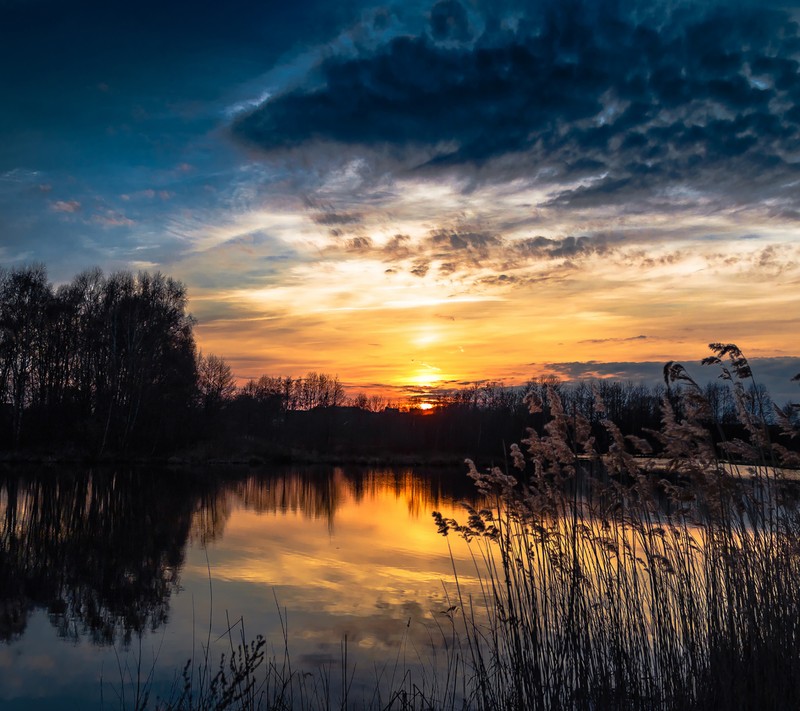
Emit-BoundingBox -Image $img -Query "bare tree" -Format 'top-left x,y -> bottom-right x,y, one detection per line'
196,353 -> 236,412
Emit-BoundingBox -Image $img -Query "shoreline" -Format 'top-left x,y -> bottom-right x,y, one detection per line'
2,449 -> 798,481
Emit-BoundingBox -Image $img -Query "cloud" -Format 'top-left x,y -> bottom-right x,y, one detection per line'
514,233 -> 622,259
91,210 -> 135,227
5,0 -> 795,396
429,227 -> 500,259
311,211 -> 363,225
51,200 -> 81,213
410,259 -> 430,277
1,168 -> 42,183
539,356 -> 800,404
121,189 -> 175,201
346,236 -> 373,251
232,0 -> 800,213
321,217 -> 646,281
429,0 -> 472,43
579,335 -> 648,345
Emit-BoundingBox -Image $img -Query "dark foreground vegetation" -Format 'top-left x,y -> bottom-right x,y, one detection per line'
1,265 -> 798,465
430,346 -> 800,710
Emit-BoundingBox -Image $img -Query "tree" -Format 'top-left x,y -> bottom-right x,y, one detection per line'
196,353 -> 236,413
0,266 -> 197,453
0,265 -> 51,446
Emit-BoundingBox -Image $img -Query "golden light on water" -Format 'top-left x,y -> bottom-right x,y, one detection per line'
184,470 -> 483,631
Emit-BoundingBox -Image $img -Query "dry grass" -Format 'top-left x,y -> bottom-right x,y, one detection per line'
433,343 -> 800,710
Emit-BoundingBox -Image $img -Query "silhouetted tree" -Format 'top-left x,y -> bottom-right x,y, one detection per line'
196,353 -> 236,413
0,266 -> 197,454
0,265 -> 51,446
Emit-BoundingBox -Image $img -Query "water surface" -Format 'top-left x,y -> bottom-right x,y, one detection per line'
0,466 -> 483,709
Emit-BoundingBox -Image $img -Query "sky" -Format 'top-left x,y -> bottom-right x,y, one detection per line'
1,0 -> 799,402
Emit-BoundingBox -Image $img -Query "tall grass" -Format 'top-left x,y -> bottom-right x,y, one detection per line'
433,343 -> 800,710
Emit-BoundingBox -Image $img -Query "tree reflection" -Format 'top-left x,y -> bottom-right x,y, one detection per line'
230,466 -> 480,533
0,465 -> 479,646
0,470 -> 208,644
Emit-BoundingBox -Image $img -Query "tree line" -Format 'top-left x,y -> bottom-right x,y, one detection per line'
0,265 -> 390,456
0,265 -> 195,453
0,265 -> 795,461
198,357 -> 795,464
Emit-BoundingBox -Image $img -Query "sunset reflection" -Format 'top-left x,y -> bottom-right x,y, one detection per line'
181,467 -> 484,683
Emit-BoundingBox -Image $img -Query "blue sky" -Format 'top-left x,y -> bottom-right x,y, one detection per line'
2,0 -> 799,401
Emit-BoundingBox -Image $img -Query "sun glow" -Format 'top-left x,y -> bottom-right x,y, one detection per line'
187,191 -> 800,395
412,328 -> 440,347
409,371 -> 441,388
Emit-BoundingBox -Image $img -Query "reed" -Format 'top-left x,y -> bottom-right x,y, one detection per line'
433,343 -> 800,710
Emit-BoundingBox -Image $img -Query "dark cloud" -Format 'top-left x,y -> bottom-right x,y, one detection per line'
429,0 -> 472,43
312,211 -> 363,225
476,272 -> 557,288
346,236 -> 373,251
381,233 -> 413,259
514,233 -> 622,259
410,260 -> 430,277
324,221 -> 638,279
540,356 -> 800,404
233,31 -> 604,158
233,0 -> 800,211
428,228 -> 501,260
476,273 -> 518,286
579,335 -> 648,344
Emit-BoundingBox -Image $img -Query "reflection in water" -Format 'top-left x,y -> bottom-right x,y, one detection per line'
0,466 -> 478,649
0,465 -> 482,708
187,466 -> 481,550
3,462 -> 740,657
0,470 -> 199,645
223,467 -> 477,531
189,466 -> 485,705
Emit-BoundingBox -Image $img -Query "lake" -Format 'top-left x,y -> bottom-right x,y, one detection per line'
0,466 -> 485,710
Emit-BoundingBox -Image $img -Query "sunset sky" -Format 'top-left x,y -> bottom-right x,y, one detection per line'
2,0 -> 799,401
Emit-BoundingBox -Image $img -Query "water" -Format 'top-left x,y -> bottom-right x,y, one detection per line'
0,466 -> 483,709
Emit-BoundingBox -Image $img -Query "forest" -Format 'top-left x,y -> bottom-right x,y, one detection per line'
0,265 -> 797,462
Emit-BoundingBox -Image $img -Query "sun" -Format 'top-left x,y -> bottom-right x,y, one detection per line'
418,402 -> 434,411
